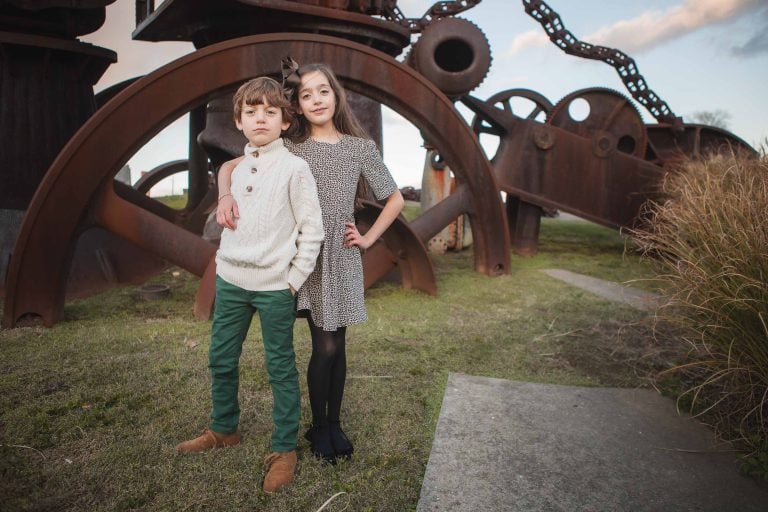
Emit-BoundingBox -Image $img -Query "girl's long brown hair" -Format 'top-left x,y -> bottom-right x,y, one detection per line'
284,63 -> 372,208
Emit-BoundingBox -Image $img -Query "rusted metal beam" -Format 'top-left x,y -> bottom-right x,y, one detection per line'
506,197 -> 542,256
93,183 -> 216,277
410,185 -> 473,242
497,118 -> 663,229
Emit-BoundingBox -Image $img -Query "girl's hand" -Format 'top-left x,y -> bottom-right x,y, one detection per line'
344,222 -> 373,250
216,195 -> 240,230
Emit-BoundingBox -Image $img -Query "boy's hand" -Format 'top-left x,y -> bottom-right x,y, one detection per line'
216,195 -> 240,230
344,222 -> 372,250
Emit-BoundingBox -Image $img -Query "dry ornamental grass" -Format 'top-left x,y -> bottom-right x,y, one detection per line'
631,152 -> 768,463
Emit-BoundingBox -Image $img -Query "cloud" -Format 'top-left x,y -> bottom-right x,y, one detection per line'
504,30 -> 549,57
585,0 -> 763,53
732,29 -> 768,57
731,6 -> 768,57
506,0 -> 763,57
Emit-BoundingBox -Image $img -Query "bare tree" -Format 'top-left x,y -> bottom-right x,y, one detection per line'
688,109 -> 732,130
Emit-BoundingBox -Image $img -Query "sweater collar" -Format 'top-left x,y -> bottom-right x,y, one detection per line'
244,138 -> 284,159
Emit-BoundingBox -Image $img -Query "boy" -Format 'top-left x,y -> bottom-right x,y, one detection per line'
176,77 -> 323,494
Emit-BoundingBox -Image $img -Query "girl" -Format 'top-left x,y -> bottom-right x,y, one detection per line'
217,61 -> 404,464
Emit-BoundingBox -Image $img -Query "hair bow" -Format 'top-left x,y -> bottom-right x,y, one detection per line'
281,56 -> 301,96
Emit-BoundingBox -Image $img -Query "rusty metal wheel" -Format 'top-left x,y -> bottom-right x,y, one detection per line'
470,88 -> 553,163
547,87 -> 648,160
3,33 -> 509,328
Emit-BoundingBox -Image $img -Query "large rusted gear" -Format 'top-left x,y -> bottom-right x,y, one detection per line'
407,17 -> 491,98
3,33 -> 509,328
470,88 -> 554,163
547,87 -> 648,160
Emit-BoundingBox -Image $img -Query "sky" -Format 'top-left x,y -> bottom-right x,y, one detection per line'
82,0 -> 768,195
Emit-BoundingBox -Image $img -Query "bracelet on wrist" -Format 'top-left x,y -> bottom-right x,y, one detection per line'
218,193 -> 232,201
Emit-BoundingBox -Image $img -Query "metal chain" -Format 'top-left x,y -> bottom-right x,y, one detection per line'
522,0 -> 681,127
384,0 -> 483,33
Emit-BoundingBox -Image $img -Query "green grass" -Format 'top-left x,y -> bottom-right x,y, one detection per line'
154,193 -> 188,210
0,219 -> 673,511
401,200 -> 421,222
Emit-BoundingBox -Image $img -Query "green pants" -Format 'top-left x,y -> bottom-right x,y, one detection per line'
209,276 -> 300,452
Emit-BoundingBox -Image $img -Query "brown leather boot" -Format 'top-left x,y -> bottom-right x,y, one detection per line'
175,428 -> 240,454
262,450 -> 297,493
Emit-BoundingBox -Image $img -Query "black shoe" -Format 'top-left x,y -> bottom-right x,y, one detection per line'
304,425 -> 336,465
328,421 -> 353,460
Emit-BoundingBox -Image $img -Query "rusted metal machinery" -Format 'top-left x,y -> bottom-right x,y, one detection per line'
0,1 -> 116,210
3,33 -> 508,327
420,149 -> 473,254
0,0 -> 117,294
2,0 -> 755,328
467,0 -> 755,254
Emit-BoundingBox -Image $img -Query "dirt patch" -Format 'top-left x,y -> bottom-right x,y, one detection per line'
554,317 -> 686,387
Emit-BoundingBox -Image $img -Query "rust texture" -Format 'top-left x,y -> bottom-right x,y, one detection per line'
3,34 -> 508,327
1,0 -> 756,328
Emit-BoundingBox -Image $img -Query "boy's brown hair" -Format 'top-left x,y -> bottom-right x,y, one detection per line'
232,77 -> 293,125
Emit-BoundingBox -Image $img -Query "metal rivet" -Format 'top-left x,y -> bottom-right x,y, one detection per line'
246,185 -> 253,192
251,167 -> 257,174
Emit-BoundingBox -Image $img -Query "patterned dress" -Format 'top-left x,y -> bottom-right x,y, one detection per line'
286,135 -> 398,330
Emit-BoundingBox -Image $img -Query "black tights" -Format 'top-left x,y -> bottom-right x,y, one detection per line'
306,317 -> 346,427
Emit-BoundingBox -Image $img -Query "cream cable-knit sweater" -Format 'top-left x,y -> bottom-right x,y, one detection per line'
216,138 -> 324,292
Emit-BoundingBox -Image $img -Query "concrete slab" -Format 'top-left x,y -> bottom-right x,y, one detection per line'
542,268 -> 662,310
417,373 -> 768,512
